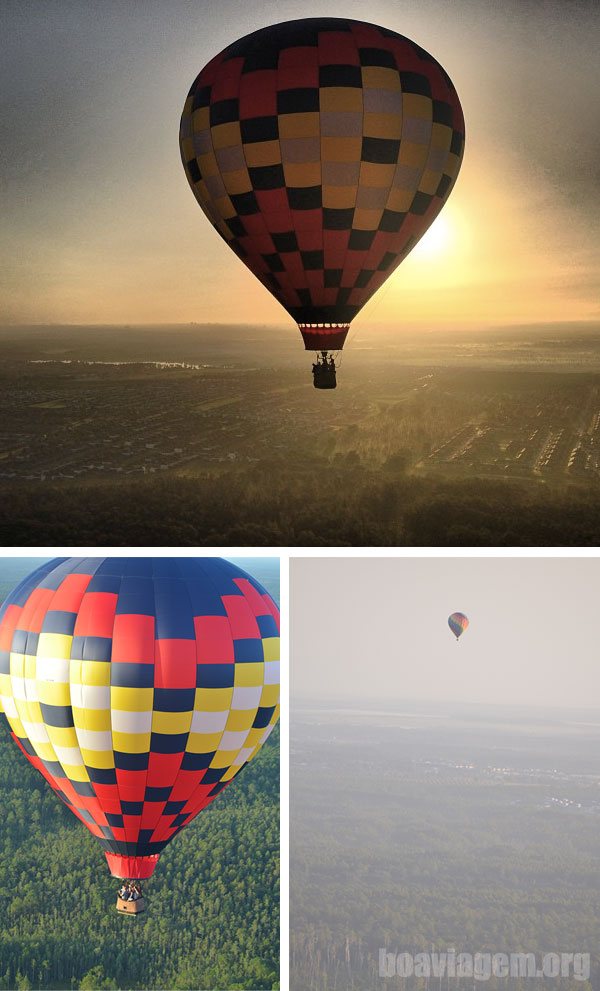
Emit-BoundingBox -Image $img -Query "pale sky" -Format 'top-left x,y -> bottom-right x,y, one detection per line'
291,556 -> 600,709
1,0 -> 599,334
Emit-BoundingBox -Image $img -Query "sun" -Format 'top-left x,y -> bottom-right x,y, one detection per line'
411,215 -> 452,259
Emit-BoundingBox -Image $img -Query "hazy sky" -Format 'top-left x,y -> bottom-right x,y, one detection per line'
1,0 -> 599,332
291,556 -> 600,709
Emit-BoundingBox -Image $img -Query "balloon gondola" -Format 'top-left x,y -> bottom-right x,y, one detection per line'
312,352 -> 337,389
0,558 -> 280,911
179,17 -> 465,388
116,890 -> 145,915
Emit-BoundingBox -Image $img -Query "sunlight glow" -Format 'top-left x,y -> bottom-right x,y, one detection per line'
411,215 -> 452,259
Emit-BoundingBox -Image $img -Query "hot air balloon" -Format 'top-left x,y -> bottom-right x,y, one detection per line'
179,17 -> 465,388
448,612 -> 468,640
0,557 -> 279,911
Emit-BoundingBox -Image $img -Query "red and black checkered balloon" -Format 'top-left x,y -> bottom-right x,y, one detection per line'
180,17 -> 465,351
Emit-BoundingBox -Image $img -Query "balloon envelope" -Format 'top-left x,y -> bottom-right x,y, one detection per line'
0,558 -> 279,879
180,17 -> 465,352
448,612 -> 469,639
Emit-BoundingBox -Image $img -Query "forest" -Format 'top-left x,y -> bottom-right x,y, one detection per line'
0,718 -> 279,991
290,709 -> 600,991
3,466 -> 600,547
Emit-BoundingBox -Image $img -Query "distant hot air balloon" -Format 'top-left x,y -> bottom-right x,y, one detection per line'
0,558 -> 279,910
179,17 -> 465,388
448,612 -> 469,640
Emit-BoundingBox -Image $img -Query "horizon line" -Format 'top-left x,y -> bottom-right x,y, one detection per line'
1,319 -> 599,332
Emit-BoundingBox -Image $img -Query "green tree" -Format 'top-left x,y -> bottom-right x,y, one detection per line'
79,967 -> 118,990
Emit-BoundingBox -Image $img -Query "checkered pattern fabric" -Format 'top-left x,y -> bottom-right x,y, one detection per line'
0,558 -> 279,878
180,17 -> 465,350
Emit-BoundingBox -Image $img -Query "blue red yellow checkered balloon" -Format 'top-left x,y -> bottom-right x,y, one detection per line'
0,558 -> 279,879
